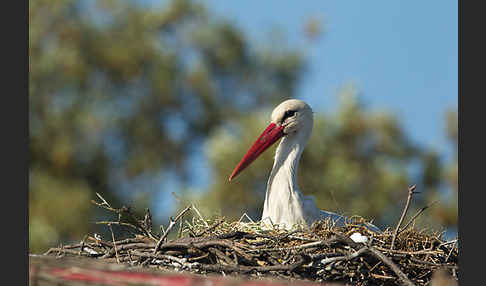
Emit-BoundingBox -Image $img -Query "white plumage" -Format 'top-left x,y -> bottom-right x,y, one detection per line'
230,99 -> 380,232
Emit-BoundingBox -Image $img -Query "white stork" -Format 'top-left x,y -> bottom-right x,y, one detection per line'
229,99 -> 380,232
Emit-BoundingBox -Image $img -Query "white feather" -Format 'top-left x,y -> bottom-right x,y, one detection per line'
260,99 -> 381,232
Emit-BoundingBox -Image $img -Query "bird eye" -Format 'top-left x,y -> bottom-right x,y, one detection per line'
281,110 -> 296,123
285,110 -> 296,117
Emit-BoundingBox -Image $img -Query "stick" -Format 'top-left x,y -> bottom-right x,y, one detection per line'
191,204 -> 209,227
367,246 -> 416,286
251,236 -> 343,252
95,192 -> 112,208
153,205 -> 192,254
374,246 -> 440,256
398,200 -> 439,234
194,255 -> 307,273
159,238 -> 255,263
130,251 -> 189,266
92,193 -> 157,240
196,218 -> 224,237
317,247 -> 368,265
108,224 -> 120,264
391,185 -> 417,250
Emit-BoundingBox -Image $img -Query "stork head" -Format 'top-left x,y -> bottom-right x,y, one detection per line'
228,99 -> 313,181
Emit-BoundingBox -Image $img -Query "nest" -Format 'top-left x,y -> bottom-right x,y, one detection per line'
44,192 -> 459,286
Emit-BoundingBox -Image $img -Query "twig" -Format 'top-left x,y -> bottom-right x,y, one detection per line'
317,247 -> 368,265
208,247 -> 234,265
367,246 -> 416,286
78,235 -> 88,256
194,255 -> 308,273
191,204 -> 209,227
95,192 -> 112,208
153,205 -> 192,254
391,185 -> 417,250
408,257 -> 458,269
196,218 -> 224,237
108,224 -> 120,264
251,236 -> 343,252
130,251 -> 189,266
399,200 -> 439,234
438,239 -> 458,248
92,193 -> 157,240
43,248 -> 102,257
374,246 -> 440,256
371,273 -> 396,280
237,213 -> 255,223
159,238 -> 256,262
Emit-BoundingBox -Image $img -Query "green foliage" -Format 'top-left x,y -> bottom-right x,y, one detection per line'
29,0 -> 303,253
29,0 -> 457,254
29,169 -> 92,252
431,109 -> 458,227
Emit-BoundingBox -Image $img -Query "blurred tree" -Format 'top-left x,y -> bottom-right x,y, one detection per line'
430,109 -> 458,228
444,109 -> 458,193
29,0 -> 457,253
29,0 -> 304,252
303,15 -> 324,42
413,109 -> 457,231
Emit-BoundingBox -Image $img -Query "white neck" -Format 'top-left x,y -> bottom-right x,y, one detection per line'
261,130 -> 319,228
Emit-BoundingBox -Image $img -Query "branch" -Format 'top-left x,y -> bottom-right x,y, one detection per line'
317,247 -> 368,265
367,246 -> 416,286
398,200 -> 439,234
391,185 -> 417,250
91,193 -> 157,240
153,205 -> 192,254
108,224 -> 120,264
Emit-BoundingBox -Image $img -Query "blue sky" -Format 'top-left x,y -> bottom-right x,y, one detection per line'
152,0 -> 457,219
202,0 -> 457,153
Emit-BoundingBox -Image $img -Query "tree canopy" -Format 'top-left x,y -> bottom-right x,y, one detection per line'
29,0 -> 304,252
29,0 -> 457,253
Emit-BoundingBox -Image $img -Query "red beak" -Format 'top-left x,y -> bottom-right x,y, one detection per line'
228,123 -> 285,181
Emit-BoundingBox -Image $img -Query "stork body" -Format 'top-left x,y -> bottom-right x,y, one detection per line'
229,99 -> 378,231
261,102 -> 316,226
